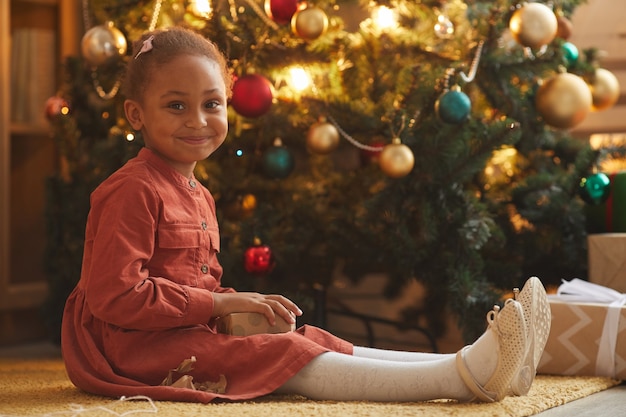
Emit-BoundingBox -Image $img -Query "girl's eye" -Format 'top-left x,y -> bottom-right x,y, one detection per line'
204,100 -> 220,109
169,103 -> 185,110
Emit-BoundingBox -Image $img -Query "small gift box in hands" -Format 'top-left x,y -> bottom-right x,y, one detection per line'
216,312 -> 295,336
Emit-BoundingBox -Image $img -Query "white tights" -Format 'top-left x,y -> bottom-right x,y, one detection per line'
276,330 -> 498,402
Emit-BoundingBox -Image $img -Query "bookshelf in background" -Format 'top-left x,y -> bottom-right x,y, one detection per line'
0,0 -> 79,345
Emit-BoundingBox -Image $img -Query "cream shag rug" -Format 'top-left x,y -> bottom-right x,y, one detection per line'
0,359 -> 620,417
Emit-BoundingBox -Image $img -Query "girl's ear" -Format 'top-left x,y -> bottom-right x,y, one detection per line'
124,99 -> 144,130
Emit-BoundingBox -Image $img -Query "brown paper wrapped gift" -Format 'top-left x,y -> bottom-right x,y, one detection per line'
537,279 -> 626,379
588,233 -> 626,293
216,312 -> 295,336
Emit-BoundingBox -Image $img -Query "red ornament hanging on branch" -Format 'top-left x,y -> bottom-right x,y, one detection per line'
244,238 -> 276,275
264,0 -> 299,24
230,74 -> 274,118
45,96 -> 70,120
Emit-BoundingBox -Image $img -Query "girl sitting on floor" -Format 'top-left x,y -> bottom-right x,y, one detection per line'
61,26 -> 551,404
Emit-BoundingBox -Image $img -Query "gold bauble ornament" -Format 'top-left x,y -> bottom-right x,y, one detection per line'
81,22 -> 127,67
224,193 -> 257,220
590,68 -> 620,111
509,3 -> 558,49
306,118 -> 340,154
379,138 -> 414,178
241,193 -> 257,216
535,72 -> 592,129
291,6 -> 328,41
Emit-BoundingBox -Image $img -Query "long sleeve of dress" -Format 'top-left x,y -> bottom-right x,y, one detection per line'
81,160 -> 228,331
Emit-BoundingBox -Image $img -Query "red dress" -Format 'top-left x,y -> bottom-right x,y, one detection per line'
61,148 -> 352,403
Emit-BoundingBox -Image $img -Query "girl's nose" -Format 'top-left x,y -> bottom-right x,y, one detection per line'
185,109 -> 208,128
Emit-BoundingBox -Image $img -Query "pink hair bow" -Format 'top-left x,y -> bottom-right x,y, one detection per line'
134,35 -> 155,59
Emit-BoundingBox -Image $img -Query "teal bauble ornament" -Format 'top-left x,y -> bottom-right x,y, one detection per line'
262,138 -> 295,179
435,85 -> 471,124
579,172 -> 611,205
561,42 -> 579,66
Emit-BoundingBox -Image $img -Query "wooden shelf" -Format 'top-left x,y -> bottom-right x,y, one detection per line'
10,123 -> 52,137
16,0 -> 60,5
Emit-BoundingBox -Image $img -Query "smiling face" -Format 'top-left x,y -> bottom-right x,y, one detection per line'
124,54 -> 229,178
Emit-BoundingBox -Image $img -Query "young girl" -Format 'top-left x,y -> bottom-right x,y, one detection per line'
61,27 -> 551,404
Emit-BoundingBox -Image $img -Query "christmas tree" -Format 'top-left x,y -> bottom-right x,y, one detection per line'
44,0 -> 622,344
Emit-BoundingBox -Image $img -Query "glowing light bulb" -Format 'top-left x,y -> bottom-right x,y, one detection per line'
289,66 -> 312,92
372,6 -> 397,31
188,0 -> 212,19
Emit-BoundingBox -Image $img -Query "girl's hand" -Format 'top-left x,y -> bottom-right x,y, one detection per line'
212,292 -> 303,326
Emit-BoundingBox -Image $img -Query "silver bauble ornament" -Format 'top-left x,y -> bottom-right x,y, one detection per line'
307,119 -> 340,154
81,22 -> 127,67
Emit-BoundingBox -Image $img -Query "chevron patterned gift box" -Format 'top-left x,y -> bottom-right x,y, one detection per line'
537,279 -> 626,379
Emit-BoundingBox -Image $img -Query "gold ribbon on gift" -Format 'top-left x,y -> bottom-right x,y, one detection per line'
553,278 -> 626,378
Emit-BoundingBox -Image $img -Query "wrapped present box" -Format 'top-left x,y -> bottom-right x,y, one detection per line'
537,279 -> 626,379
588,233 -> 626,293
585,171 -> 626,233
216,312 -> 295,336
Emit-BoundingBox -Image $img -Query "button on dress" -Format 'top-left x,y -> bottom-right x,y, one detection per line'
61,148 -> 352,403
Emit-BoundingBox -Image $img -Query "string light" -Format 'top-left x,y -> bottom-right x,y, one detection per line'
372,6 -> 397,31
188,0 -> 213,19
288,67 -> 312,92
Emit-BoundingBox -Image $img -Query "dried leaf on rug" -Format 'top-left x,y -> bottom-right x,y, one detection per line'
160,356 -> 227,393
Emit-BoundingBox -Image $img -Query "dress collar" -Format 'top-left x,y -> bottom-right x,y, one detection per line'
138,147 -> 199,190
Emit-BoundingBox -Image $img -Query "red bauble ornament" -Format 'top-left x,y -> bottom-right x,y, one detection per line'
45,96 -> 69,119
244,239 -> 276,275
264,0 -> 298,24
230,74 -> 274,118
